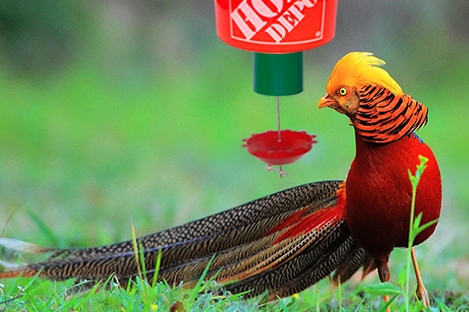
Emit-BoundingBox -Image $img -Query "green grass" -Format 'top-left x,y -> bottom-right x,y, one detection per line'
1,274 -> 468,311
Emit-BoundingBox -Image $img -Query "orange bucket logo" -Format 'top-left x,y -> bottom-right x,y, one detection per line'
230,0 -> 323,44
215,0 -> 337,52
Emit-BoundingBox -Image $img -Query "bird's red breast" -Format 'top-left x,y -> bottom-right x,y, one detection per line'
345,131 -> 442,263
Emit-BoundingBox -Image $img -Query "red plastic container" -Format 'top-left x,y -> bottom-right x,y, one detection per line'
242,130 -> 317,165
215,0 -> 338,53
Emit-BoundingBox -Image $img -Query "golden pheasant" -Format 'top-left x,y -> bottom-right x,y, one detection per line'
0,52 -> 441,306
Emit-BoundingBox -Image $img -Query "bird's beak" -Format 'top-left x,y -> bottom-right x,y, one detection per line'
318,93 -> 337,109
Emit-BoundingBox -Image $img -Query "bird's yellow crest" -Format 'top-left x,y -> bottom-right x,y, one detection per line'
326,52 -> 403,96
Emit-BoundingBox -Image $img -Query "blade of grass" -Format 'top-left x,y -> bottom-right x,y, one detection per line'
131,219 -> 153,309
405,155 -> 428,312
189,254 -> 216,299
151,249 -> 162,288
130,218 -> 143,280
138,240 -> 147,281
337,275 -> 342,311
27,210 -> 62,248
377,295 -> 398,312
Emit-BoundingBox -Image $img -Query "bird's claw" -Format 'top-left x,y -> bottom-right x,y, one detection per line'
416,285 -> 430,307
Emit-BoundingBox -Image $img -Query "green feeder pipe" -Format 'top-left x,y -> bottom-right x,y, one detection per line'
253,52 -> 303,96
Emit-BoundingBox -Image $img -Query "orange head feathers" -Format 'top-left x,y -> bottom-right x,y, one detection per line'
318,52 -> 428,144
325,52 -> 403,97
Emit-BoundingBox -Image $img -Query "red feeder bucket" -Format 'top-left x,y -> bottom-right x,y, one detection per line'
242,129 -> 317,176
214,0 -> 338,53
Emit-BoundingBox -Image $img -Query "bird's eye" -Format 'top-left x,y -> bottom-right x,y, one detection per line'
339,87 -> 347,96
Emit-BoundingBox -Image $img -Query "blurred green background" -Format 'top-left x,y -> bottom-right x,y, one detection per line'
0,0 -> 468,293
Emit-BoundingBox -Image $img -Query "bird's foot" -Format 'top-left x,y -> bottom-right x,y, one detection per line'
411,247 -> 431,308
416,284 -> 430,308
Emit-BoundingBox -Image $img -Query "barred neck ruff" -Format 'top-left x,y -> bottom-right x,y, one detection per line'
353,85 -> 428,144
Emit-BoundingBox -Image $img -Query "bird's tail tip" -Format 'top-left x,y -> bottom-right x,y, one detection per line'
0,237 -> 50,280
0,238 -> 57,254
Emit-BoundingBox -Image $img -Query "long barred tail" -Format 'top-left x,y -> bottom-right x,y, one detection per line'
0,181 -> 370,299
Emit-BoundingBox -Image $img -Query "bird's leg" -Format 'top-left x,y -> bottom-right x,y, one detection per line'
411,247 -> 430,307
384,296 -> 391,312
378,262 -> 391,312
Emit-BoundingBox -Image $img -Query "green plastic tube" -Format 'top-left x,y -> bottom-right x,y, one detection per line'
253,52 -> 303,96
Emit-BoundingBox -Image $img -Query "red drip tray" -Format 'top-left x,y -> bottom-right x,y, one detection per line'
242,130 -> 317,166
